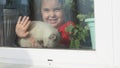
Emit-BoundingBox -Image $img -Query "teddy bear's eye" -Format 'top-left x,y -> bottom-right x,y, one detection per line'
49,34 -> 56,40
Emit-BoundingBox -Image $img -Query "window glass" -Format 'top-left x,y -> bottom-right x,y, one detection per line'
0,0 -> 94,50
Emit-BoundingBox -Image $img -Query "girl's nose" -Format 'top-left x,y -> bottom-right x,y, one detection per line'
49,11 -> 56,17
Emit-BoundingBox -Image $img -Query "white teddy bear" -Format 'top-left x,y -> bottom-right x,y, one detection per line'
18,21 -> 60,48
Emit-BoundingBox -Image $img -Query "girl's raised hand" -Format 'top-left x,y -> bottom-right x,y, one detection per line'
15,16 -> 31,38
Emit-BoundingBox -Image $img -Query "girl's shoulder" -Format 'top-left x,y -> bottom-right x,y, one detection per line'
58,21 -> 76,48
63,21 -> 75,27
58,21 -> 76,32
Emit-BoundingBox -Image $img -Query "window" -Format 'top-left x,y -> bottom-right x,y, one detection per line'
0,0 -> 30,47
0,0 -> 95,50
0,0 -> 114,67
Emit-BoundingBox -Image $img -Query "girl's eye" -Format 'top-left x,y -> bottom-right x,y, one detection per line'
54,8 -> 61,12
43,8 -> 49,12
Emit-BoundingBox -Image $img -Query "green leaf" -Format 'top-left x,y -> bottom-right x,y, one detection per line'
65,24 -> 74,33
70,39 -> 75,48
75,40 -> 80,48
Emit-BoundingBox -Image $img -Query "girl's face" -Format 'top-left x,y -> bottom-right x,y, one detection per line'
41,0 -> 64,28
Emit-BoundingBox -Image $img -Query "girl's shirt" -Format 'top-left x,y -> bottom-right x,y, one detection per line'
58,21 -> 75,48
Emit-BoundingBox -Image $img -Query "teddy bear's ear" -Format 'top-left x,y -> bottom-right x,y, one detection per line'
49,34 -> 56,40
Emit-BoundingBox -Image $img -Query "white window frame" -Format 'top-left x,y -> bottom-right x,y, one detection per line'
0,0 -> 116,68
112,0 -> 120,67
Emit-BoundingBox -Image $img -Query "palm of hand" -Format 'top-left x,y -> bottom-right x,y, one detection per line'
15,16 -> 31,38
15,24 -> 29,38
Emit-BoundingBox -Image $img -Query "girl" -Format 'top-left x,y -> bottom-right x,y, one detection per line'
16,0 -> 75,48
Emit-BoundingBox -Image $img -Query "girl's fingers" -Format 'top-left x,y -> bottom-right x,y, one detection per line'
24,20 -> 31,30
29,37 -> 35,47
20,16 -> 27,24
17,16 -> 22,24
15,16 -> 31,38
23,16 -> 29,27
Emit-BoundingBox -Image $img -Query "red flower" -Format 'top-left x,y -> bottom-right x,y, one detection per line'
58,21 -> 75,48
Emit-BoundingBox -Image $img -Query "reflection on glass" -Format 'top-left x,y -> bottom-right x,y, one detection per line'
0,0 -> 95,50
